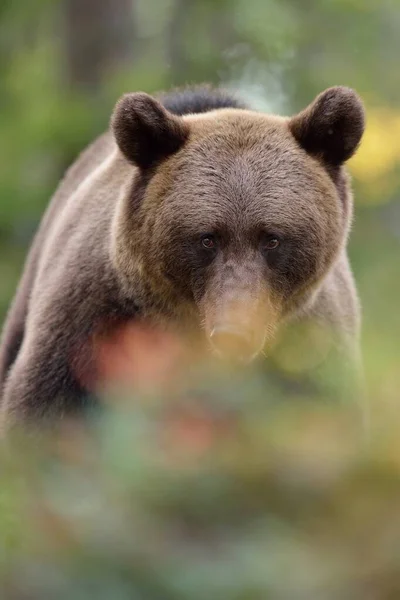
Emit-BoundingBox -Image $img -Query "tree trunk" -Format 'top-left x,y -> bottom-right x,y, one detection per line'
166,0 -> 191,86
63,0 -> 135,92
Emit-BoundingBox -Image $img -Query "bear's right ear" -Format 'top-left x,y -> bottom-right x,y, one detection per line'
289,87 -> 365,166
111,93 -> 189,169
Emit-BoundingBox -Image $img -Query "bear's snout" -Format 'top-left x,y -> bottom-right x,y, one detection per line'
201,275 -> 275,364
209,324 -> 261,363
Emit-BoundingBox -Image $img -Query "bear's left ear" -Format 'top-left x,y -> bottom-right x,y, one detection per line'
111,92 -> 189,169
289,87 -> 365,165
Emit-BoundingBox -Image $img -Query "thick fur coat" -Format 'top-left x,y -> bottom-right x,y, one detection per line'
0,85 -> 365,428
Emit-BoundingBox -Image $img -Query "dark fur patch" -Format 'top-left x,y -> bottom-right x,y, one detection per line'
158,85 -> 248,116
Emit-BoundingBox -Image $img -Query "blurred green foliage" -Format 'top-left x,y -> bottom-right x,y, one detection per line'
0,368 -> 399,599
1,0 -> 400,597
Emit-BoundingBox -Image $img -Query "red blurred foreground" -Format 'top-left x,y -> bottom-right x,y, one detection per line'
91,322 -> 186,393
69,321 -> 234,463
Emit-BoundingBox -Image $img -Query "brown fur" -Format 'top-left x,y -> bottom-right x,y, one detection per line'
0,85 -> 365,429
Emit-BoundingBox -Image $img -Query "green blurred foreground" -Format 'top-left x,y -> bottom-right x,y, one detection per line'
0,352 -> 399,600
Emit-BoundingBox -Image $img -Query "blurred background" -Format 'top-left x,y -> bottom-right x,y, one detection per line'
1,1 -> 400,598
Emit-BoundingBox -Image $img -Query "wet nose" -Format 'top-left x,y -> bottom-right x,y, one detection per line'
209,325 -> 258,363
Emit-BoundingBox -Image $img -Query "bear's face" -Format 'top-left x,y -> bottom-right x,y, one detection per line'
111,88 -> 364,362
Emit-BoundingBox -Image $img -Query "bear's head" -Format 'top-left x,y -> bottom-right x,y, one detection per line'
111,87 -> 365,362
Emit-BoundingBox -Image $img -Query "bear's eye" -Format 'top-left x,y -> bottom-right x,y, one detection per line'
201,234 -> 217,250
261,234 -> 281,252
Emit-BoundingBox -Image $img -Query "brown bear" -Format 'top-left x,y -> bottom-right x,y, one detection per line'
0,84 -> 365,428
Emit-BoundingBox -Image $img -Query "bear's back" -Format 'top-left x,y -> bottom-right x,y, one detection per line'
0,134 -> 116,387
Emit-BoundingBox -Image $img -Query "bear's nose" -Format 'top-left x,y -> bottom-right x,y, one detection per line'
209,325 -> 258,363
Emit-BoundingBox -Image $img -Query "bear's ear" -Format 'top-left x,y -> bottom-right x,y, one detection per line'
111,92 -> 189,169
289,87 -> 365,165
